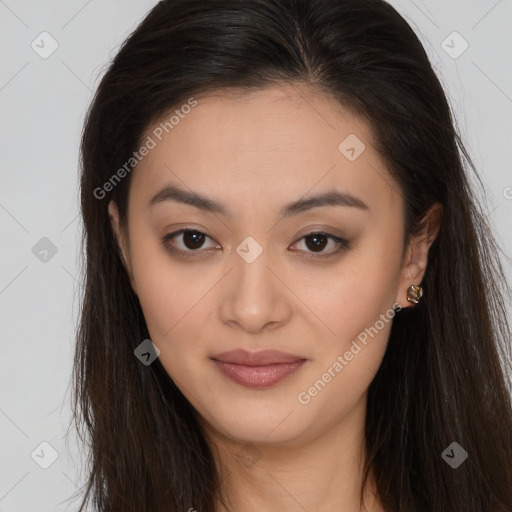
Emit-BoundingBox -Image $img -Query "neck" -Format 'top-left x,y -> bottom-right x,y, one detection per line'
199,392 -> 383,512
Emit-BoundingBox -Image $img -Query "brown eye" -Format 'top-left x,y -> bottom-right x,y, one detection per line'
291,231 -> 349,258
162,228 -> 349,259
161,229 -> 219,255
304,233 -> 328,252
182,230 -> 206,250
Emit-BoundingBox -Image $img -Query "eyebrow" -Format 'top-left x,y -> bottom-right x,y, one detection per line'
149,184 -> 369,218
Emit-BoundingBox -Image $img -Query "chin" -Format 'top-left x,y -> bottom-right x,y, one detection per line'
206,407 -> 312,447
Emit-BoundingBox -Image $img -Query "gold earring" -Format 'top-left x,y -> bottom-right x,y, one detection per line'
407,284 -> 423,304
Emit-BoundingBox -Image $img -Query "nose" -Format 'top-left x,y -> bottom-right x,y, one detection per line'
218,249 -> 292,334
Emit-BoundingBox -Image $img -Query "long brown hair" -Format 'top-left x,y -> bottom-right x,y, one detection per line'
68,0 -> 512,510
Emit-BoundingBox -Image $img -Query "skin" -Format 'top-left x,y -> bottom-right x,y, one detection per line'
109,83 -> 442,511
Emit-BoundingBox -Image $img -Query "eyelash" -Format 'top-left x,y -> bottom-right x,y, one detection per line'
161,228 -> 350,259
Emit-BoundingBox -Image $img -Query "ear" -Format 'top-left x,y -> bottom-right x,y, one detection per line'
108,200 -> 138,295
396,202 -> 443,308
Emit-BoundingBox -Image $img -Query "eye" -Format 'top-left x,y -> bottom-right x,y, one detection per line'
290,231 -> 349,258
161,228 -> 220,256
161,228 -> 350,258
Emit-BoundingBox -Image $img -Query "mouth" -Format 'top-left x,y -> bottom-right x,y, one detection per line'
211,349 -> 307,388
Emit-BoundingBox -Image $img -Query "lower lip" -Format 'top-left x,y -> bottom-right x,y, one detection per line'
212,359 -> 306,388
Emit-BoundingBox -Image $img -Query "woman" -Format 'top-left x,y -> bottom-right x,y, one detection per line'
69,0 -> 512,510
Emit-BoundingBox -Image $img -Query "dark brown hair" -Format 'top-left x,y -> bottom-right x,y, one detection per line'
68,0 -> 512,510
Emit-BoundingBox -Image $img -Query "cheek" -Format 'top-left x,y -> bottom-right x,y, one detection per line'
306,235 -> 402,345
294,228 -> 403,411
134,263 -> 212,343
127,227 -> 193,338
294,261 -> 400,425
127,231 -> 220,382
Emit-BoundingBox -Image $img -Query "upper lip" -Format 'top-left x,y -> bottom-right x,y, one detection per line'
212,349 -> 306,366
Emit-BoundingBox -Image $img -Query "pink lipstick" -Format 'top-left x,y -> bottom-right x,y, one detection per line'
211,349 -> 306,388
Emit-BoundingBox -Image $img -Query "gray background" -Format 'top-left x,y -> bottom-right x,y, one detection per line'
0,1 -> 511,510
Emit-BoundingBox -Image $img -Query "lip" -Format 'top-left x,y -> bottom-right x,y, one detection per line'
212,349 -> 305,366
211,349 -> 307,388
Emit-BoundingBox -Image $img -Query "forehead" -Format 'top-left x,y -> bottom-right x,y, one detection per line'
129,84 -> 399,219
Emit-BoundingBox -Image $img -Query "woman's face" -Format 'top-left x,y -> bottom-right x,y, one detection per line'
109,84 -> 427,447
